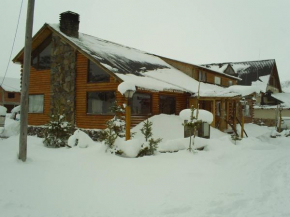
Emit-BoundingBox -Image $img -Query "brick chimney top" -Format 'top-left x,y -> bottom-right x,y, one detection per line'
59,11 -> 79,38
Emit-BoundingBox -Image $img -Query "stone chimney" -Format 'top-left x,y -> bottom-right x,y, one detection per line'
59,11 -> 79,38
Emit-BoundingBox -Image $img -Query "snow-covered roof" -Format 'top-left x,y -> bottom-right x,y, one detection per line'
201,59 -> 275,86
48,24 -> 232,95
0,77 -> 20,92
272,93 -> 290,107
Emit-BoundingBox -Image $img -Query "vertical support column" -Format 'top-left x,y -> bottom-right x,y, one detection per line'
125,98 -> 131,141
241,109 -> 244,138
211,100 -> 216,127
226,100 -> 230,130
233,101 -> 237,132
220,100 -> 226,131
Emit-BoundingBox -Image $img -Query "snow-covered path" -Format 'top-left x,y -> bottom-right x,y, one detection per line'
1,131 -> 290,217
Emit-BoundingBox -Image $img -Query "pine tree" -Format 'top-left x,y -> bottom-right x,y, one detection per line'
140,119 -> 153,142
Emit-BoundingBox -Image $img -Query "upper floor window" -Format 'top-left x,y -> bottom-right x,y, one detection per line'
199,71 -> 207,82
214,76 -> 221,85
31,36 -> 51,70
132,93 -> 151,115
87,60 -> 110,83
87,91 -> 115,115
8,92 -> 15,98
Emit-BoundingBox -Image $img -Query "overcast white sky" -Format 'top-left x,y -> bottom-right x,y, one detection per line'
1,0 -> 289,81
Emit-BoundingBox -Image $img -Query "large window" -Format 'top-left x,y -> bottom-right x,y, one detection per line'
32,36 -> 51,70
132,93 -> 151,115
214,76 -> 221,85
243,104 -> 250,117
228,80 -> 233,86
159,95 -> 176,114
199,71 -> 207,82
87,91 -> 115,114
87,60 -> 110,83
29,95 -> 44,113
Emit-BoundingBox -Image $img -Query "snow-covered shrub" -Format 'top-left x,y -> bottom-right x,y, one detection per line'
231,133 -> 242,145
138,119 -> 162,157
67,129 -> 95,148
180,106 -> 202,152
43,114 -> 74,148
10,105 -> 20,120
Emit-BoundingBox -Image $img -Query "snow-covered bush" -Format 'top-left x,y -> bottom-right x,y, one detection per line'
67,129 -> 95,148
180,106 -> 202,152
10,105 -> 20,120
231,133 -> 242,145
138,119 -> 162,157
43,114 -> 74,148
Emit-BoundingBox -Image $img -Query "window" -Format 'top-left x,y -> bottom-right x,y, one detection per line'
214,76 -> 221,85
29,95 -> 44,113
31,36 -> 51,70
88,60 -> 110,83
87,91 -> 115,114
228,80 -> 233,86
216,101 -> 221,116
132,93 -> 151,115
8,92 -> 15,98
243,104 -> 250,117
199,71 -> 207,82
159,95 -> 176,114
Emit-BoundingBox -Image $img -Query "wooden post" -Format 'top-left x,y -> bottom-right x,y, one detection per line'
241,109 -> 244,138
211,100 -> 216,127
220,100 -> 226,131
226,100 -> 229,129
278,108 -> 282,133
233,101 -> 237,132
125,99 -> 131,141
19,0 -> 35,162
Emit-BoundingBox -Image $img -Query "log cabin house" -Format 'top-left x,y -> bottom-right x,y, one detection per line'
0,77 -> 21,112
202,60 -> 285,126
13,11 -> 247,135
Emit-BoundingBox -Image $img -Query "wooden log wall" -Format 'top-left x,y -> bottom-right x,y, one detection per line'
28,67 -> 51,125
76,52 -> 188,129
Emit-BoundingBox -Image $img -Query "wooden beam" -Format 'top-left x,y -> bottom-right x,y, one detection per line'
220,100 -> 226,131
125,100 -> 131,141
226,100 -> 230,130
211,100 -> 216,127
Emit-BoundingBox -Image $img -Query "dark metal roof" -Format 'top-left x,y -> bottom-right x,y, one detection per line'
202,59 -> 275,86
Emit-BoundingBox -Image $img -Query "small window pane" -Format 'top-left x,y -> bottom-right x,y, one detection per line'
8,92 -> 15,99
87,92 -> 115,114
132,93 -> 151,115
38,43 -> 51,70
228,80 -> 233,86
29,95 -> 44,113
214,76 -> 221,85
159,95 -> 176,114
88,60 -> 110,83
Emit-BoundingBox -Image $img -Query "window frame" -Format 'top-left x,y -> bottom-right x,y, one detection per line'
86,91 -> 116,115
87,60 -> 110,83
214,76 -> 221,85
159,94 -> 176,115
28,94 -> 44,114
31,35 -> 52,70
131,92 -> 152,116
8,92 -> 15,99
198,71 -> 207,82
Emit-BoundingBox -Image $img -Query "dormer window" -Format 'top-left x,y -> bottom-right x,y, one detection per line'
31,36 -> 51,70
87,60 -> 110,83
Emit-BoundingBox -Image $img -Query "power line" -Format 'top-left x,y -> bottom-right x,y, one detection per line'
0,0 -> 24,87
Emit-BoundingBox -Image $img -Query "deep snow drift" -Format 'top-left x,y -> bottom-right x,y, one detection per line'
0,114 -> 290,217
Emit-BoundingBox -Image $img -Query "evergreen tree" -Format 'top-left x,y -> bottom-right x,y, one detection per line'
140,119 -> 153,141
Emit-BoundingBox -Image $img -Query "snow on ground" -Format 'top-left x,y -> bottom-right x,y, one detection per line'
1,115 -> 290,217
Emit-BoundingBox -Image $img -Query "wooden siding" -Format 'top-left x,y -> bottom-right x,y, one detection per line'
28,67 -> 51,125
76,52 -> 189,129
161,57 -> 238,87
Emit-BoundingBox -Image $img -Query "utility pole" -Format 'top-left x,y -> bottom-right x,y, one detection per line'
19,0 -> 35,162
